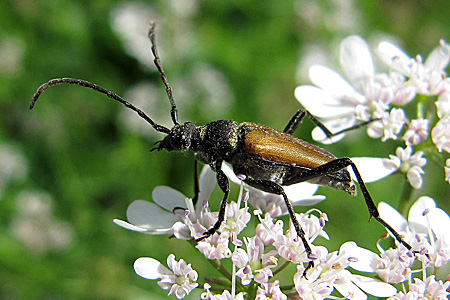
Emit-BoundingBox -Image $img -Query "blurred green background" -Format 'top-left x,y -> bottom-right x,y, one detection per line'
1,0 -> 449,299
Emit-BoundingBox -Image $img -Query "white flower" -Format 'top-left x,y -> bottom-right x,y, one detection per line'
403,118 -> 429,145
113,186 -> 186,235
330,242 -> 398,299
388,275 -> 450,300
295,35 -> 414,144
436,91 -> 450,118
114,165 -> 217,236
273,212 -> 328,264
232,236 -> 277,285
255,213 -> 285,246
134,254 -> 198,299
11,191 -> 74,254
196,232 -> 231,260
384,146 -> 427,188
256,280 -> 287,300
379,196 -> 450,268
377,39 -> 450,96
0,143 -> 28,197
367,107 -> 407,141
221,200 -> 251,236
294,262 -> 335,300
293,242 -> 397,300
295,36 -> 370,143
432,117 -> 450,153
373,248 -> 414,284
201,284 -> 245,300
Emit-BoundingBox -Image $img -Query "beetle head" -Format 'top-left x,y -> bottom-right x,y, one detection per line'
152,122 -> 201,152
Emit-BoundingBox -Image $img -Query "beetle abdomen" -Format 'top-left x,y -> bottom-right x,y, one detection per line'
241,122 -> 336,168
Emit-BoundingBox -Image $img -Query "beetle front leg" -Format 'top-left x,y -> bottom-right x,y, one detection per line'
196,160 -> 229,242
192,159 -> 200,205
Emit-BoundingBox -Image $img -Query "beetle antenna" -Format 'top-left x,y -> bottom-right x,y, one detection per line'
148,22 -> 179,125
30,78 -> 171,134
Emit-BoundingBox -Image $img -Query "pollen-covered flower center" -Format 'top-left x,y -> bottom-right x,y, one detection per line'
226,217 -> 238,231
176,275 -> 186,286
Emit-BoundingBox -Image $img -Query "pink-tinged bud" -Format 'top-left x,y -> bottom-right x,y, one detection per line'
348,256 -> 359,262
308,253 -> 319,260
237,173 -> 246,181
242,192 -> 249,203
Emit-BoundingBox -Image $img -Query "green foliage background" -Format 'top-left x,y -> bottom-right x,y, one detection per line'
0,0 -> 449,299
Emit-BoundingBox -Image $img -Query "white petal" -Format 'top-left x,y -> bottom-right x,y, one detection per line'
291,195 -> 326,206
409,196 -> 450,240
126,200 -> 176,229
334,270 -> 367,300
113,219 -> 150,232
222,163 -> 241,185
378,202 -> 408,233
377,41 -> 411,74
340,36 -> 374,85
428,208 -> 450,241
198,165 -> 217,202
350,274 -> 397,297
295,85 -> 355,118
134,257 -> 171,280
309,65 -> 355,97
152,186 -> 187,211
408,196 -> 436,234
341,242 -> 378,272
284,182 -> 326,205
425,44 -> 450,72
351,157 -> 395,183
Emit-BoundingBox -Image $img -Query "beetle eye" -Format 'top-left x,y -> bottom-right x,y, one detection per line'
170,132 -> 189,150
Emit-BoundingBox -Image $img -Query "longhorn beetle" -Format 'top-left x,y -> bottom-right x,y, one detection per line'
31,22 -> 412,273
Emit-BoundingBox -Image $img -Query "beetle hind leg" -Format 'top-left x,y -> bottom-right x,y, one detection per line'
300,157 -> 413,251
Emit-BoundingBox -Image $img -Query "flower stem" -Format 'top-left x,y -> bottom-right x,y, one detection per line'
398,178 -> 414,216
273,260 -> 290,276
246,282 -> 257,300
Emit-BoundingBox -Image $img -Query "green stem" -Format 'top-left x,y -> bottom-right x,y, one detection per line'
246,282 -> 257,300
273,260 -> 290,276
398,177 -> 414,216
188,240 -> 232,281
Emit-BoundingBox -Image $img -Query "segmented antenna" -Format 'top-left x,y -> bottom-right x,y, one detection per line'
30,22 -> 182,134
30,78 -> 171,134
148,22 -> 179,125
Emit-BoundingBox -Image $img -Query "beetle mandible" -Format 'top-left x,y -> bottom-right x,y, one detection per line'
30,22 -> 413,272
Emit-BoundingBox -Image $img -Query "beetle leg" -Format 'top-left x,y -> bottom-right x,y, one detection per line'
196,160 -> 230,241
283,109 -> 308,135
284,109 -> 378,138
242,177 -> 315,275
296,157 -> 413,251
193,159 -> 199,205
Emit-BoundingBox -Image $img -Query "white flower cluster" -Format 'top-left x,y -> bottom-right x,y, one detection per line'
114,165 -> 450,299
295,36 -> 450,188
113,35 -> 450,299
